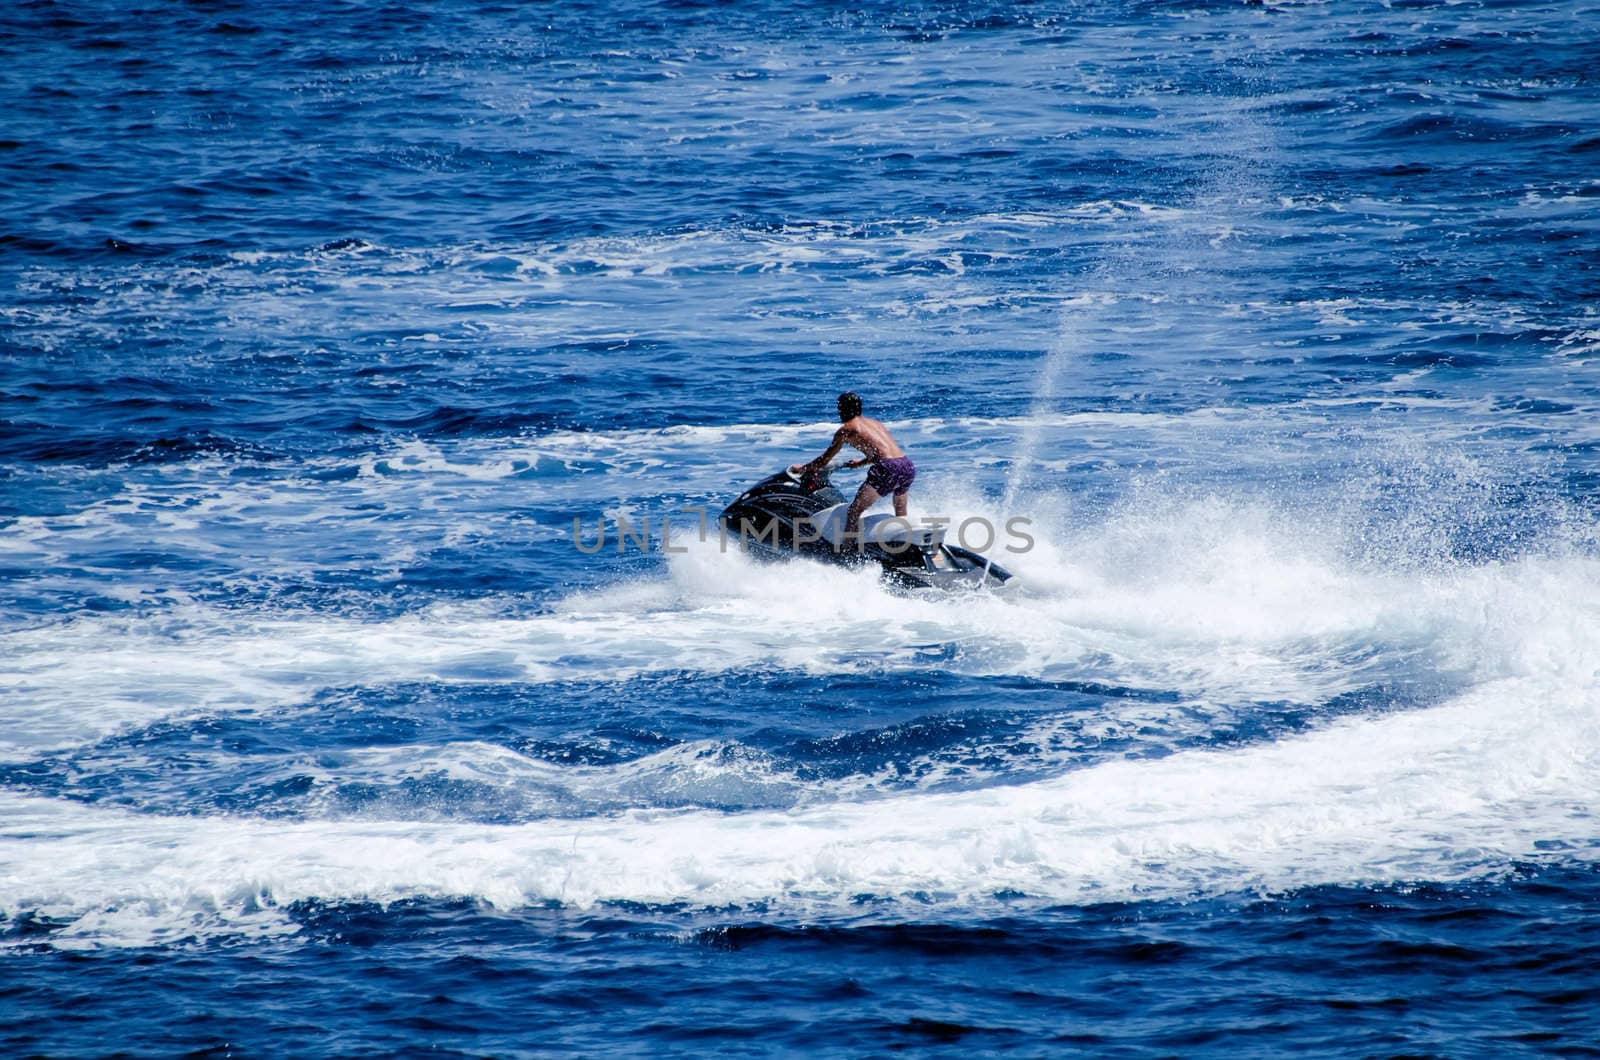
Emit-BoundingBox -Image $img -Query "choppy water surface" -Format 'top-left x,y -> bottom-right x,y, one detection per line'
4,0 -> 1600,1054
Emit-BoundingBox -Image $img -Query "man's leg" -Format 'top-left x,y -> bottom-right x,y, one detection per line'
893,490 -> 908,519
843,481 -> 880,541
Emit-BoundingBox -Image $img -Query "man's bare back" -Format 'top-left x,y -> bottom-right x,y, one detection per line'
833,416 -> 903,463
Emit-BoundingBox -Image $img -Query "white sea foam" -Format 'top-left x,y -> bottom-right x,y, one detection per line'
3,560 -> 1596,946
6,518 -> 1599,947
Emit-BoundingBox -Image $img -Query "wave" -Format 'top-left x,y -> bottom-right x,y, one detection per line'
1364,113 -> 1581,145
5,473 -> 1598,954
4,621 -> 1597,947
5,457 -> 1593,741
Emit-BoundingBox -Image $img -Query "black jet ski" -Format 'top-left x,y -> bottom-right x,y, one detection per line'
718,465 -> 1013,591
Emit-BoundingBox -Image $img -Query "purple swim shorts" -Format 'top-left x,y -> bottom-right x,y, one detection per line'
865,455 -> 916,497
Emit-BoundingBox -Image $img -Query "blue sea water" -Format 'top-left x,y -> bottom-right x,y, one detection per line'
4,0 -> 1600,1053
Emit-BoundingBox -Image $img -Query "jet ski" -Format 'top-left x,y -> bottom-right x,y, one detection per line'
718,465 -> 1013,591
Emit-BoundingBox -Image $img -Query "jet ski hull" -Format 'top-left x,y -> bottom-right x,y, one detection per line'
719,468 -> 1013,591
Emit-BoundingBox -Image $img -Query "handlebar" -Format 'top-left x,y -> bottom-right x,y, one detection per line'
787,462 -> 841,491
787,461 -> 840,477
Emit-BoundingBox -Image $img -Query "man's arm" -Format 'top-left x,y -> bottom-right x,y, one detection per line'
790,428 -> 847,473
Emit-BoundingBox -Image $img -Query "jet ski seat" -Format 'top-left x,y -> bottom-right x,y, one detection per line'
811,503 -> 943,549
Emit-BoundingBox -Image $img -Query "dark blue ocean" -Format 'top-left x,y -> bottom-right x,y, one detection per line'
4,0 -> 1600,1054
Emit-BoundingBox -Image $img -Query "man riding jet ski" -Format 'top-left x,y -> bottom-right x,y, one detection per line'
790,391 -> 917,539
718,393 -> 1013,591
